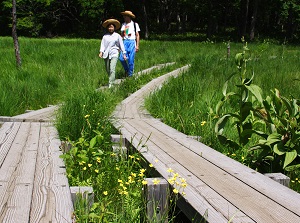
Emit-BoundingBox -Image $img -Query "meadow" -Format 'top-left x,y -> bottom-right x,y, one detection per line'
0,37 -> 299,222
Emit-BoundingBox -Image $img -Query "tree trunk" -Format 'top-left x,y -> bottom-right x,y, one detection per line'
249,0 -> 258,40
12,0 -> 21,68
142,0 -> 149,39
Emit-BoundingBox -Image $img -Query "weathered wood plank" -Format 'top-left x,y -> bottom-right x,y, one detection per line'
30,123 -> 73,223
0,122 -> 39,222
0,122 -> 21,166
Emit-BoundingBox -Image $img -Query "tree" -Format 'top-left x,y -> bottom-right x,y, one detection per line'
12,0 -> 21,68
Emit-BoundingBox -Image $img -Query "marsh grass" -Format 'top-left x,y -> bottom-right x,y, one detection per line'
1,37 -> 300,220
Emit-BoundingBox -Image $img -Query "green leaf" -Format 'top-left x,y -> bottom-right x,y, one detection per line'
245,84 -> 263,104
285,164 -> 300,172
273,144 -> 285,155
266,133 -> 281,145
281,96 -> 293,116
215,114 -> 231,135
90,136 -> 97,148
222,81 -> 228,96
283,150 -> 297,169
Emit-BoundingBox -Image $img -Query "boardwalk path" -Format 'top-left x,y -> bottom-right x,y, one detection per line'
0,105 -> 74,223
112,65 -> 300,222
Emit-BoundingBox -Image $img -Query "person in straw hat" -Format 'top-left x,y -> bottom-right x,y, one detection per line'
119,10 -> 140,77
99,19 -> 127,88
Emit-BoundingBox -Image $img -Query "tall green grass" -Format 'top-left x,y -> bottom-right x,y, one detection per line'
1,37 -> 300,220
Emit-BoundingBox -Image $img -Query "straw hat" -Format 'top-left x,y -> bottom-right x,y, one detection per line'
102,19 -> 121,30
121,11 -> 136,18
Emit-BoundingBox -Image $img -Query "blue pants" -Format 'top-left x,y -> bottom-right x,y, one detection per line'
119,39 -> 136,77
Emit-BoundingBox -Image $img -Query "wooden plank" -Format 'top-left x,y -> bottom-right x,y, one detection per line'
30,123 -> 74,223
0,122 -> 21,166
0,122 -> 37,222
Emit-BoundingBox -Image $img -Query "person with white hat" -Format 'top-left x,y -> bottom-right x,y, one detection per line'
119,11 -> 141,77
99,19 -> 127,88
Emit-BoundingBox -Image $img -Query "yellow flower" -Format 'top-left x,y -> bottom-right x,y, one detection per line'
201,121 -> 207,126
123,191 -> 128,195
84,114 -> 90,119
131,172 -> 137,177
139,173 -> 144,177
79,162 -> 83,165
95,169 -> 99,173
116,167 -> 120,171
83,167 -> 87,170
142,180 -> 148,185
154,159 -> 158,163
180,178 -> 186,183
103,191 -> 108,196
152,178 -> 160,185
149,163 -> 154,168
129,155 -> 134,159
111,153 -> 116,157
118,179 -> 123,183
173,188 -> 179,194
182,192 -> 186,196
97,157 -> 101,163
136,157 -> 140,161
167,168 -> 174,173
242,156 -> 245,160
181,183 -> 188,188
140,168 -> 146,173
88,163 -> 92,167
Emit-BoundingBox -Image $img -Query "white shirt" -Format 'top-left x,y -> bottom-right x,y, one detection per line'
121,21 -> 140,40
100,32 -> 126,59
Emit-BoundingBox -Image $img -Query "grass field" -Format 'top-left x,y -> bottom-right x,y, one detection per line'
1,36 -> 300,222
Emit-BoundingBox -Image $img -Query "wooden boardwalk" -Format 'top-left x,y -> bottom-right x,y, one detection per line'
0,106 -> 74,223
112,65 -> 300,223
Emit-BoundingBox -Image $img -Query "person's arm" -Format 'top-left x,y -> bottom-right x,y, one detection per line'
99,36 -> 105,58
135,31 -> 140,52
118,34 -> 127,60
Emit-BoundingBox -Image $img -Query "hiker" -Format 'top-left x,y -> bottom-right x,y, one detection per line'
99,19 -> 127,88
119,11 -> 140,77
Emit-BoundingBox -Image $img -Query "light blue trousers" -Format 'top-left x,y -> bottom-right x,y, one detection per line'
119,39 -> 136,77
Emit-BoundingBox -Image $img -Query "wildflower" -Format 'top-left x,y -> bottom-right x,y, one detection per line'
79,162 -> 83,165
116,167 -> 120,171
111,153 -> 116,157
149,163 -> 154,168
83,167 -> 87,170
167,168 -> 174,173
173,188 -> 179,194
84,114 -> 90,119
232,153 -> 236,156
180,178 -> 186,183
201,121 -> 207,126
152,178 -> 160,185
129,155 -> 135,159
181,183 -> 188,188
182,192 -> 186,196
139,173 -> 144,177
142,180 -> 148,185
140,169 -> 146,173
103,191 -> 108,196
136,157 -> 140,161
131,172 -> 137,177
168,178 -> 175,184
242,156 -> 245,160
97,157 -> 101,163
88,163 -> 92,167
123,191 -> 128,195
118,179 -> 123,183
95,169 -> 99,173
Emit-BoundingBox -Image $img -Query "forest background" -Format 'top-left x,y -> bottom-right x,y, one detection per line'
1,0 -> 300,42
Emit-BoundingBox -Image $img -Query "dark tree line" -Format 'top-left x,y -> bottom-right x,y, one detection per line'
1,0 -> 300,42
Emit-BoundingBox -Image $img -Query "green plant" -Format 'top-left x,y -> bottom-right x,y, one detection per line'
215,38 -> 300,173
